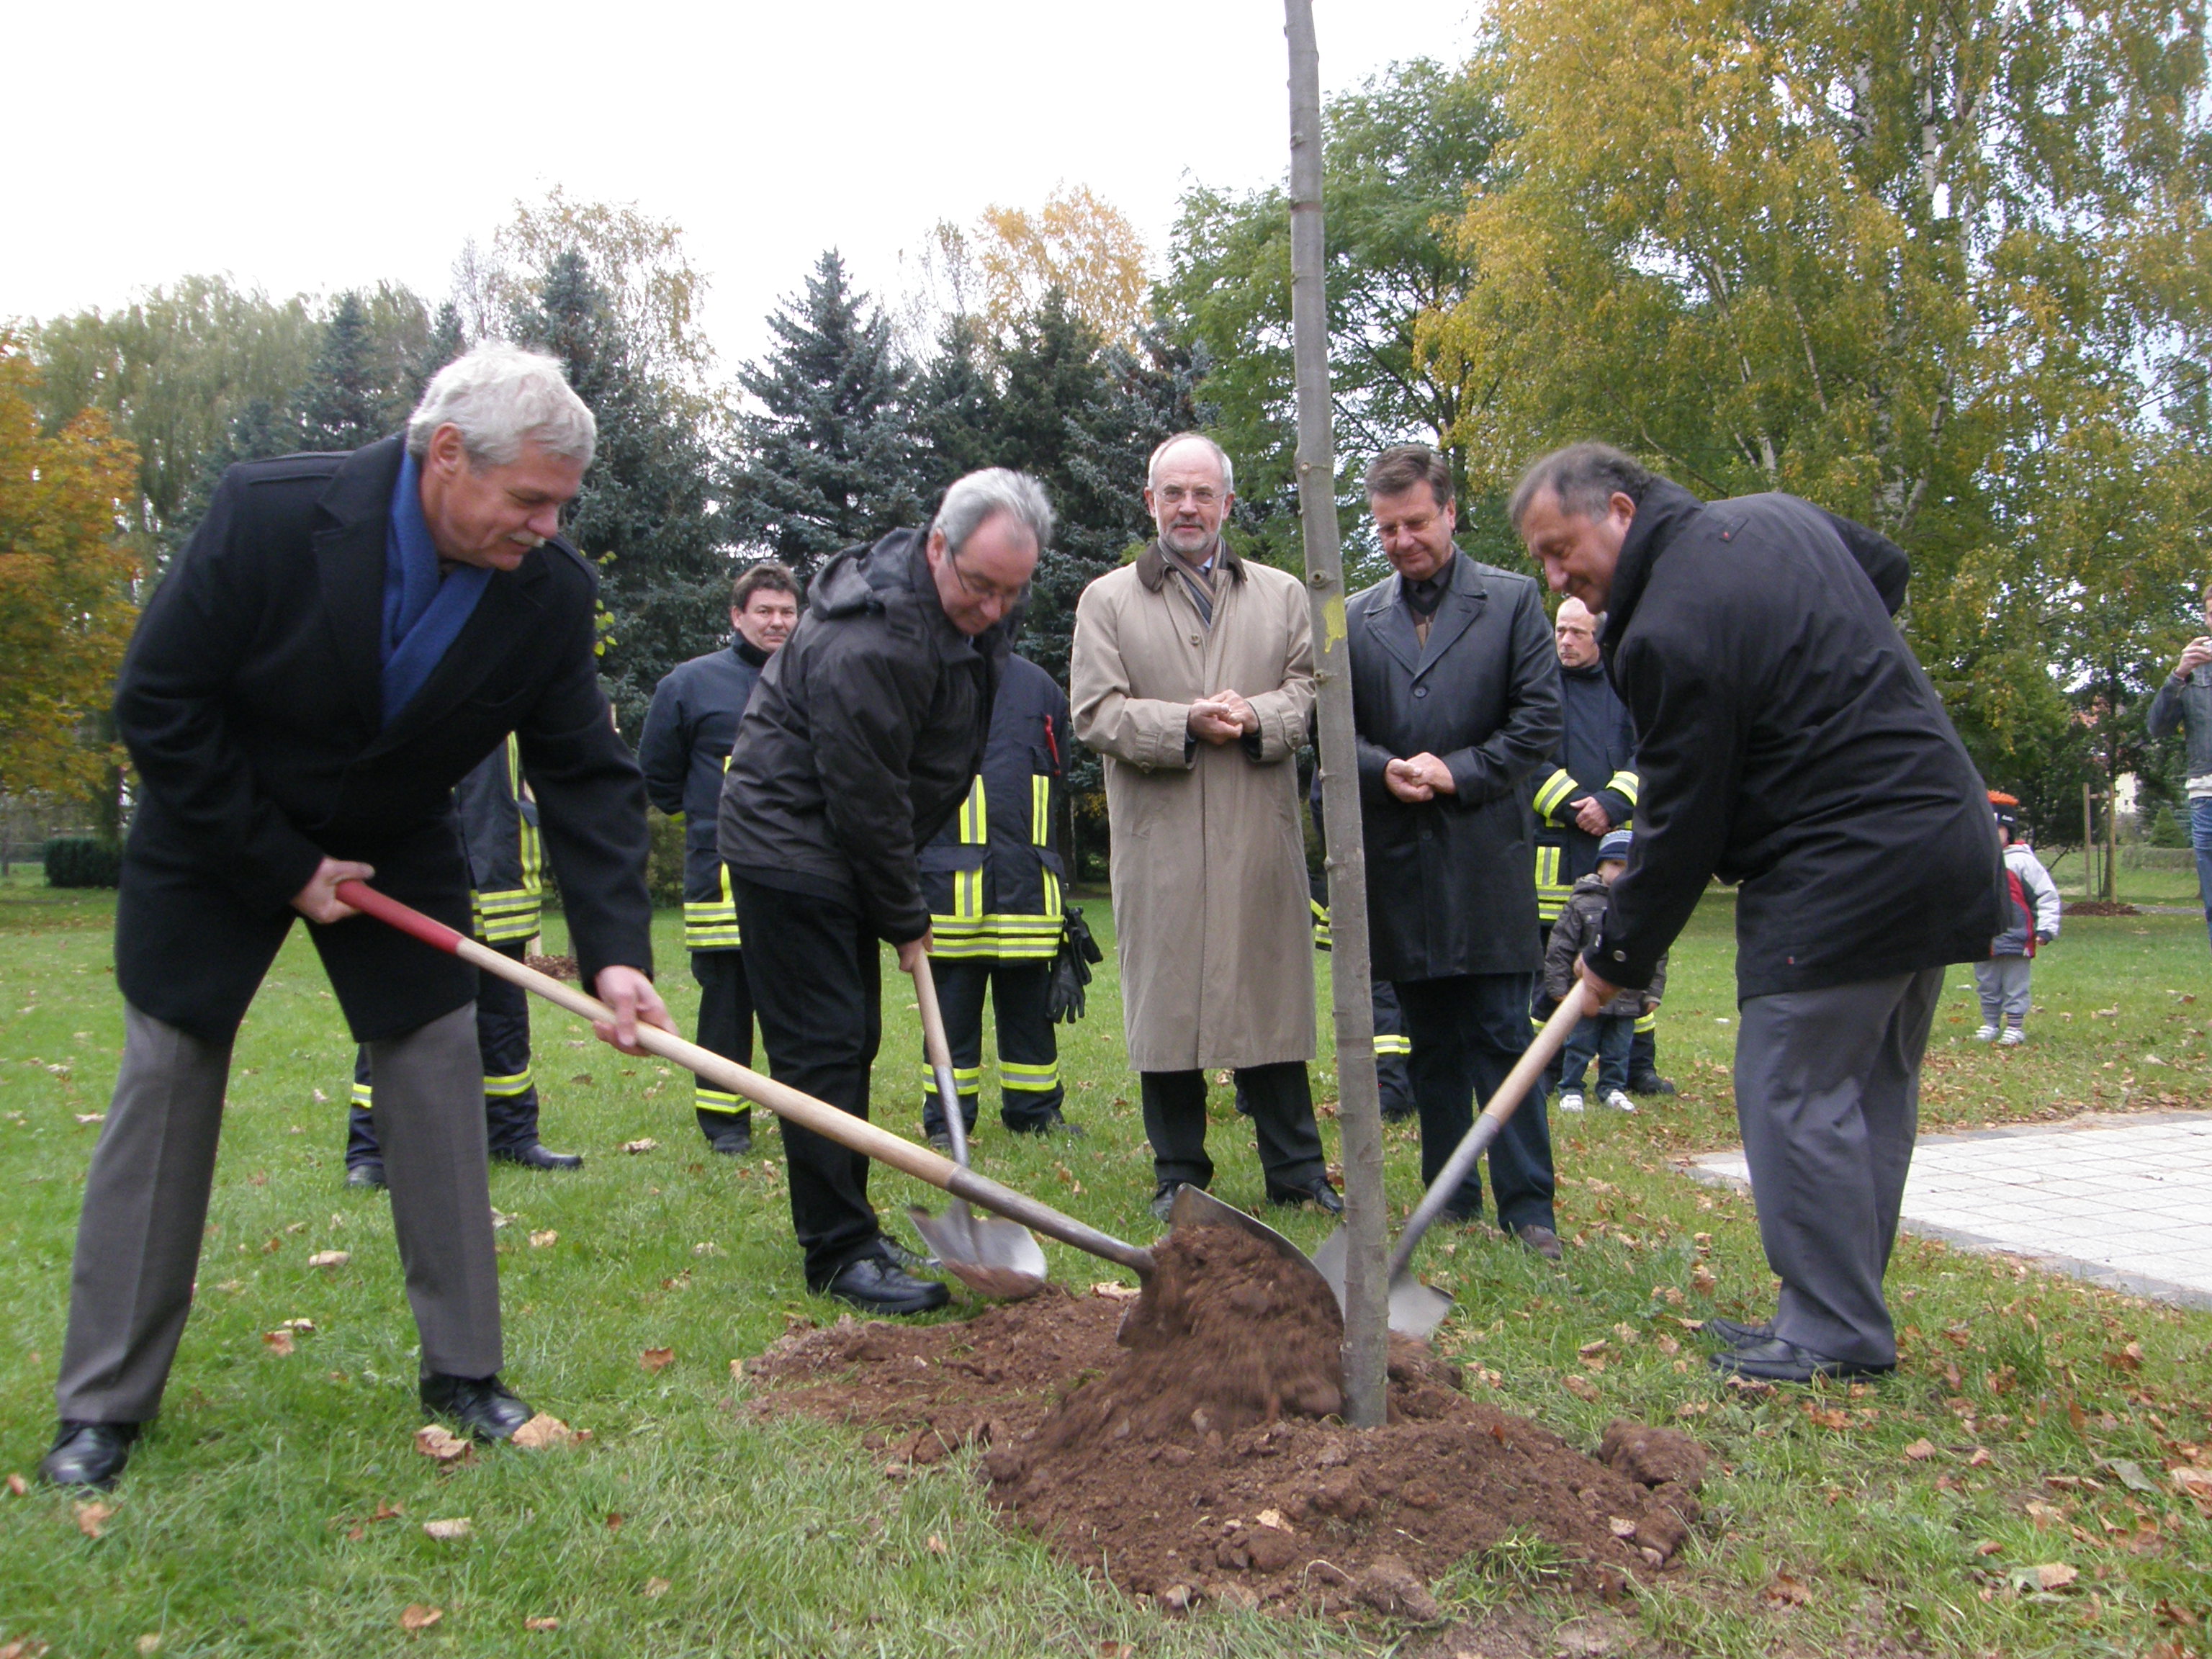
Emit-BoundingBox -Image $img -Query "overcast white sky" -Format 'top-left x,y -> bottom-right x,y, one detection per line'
7,0 -> 1478,369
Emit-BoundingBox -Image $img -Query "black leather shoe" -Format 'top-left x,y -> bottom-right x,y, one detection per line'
819,1255 -> 949,1316
1007,1109 -> 1084,1138
926,1130 -> 955,1154
40,1420 -> 139,1488
1709,1337 -> 1893,1383
1511,1223 -> 1565,1261
1267,1177 -> 1344,1215
1150,1182 -> 1188,1223
879,1235 -> 933,1274
1703,1314 -> 1774,1348
1628,1073 -> 1677,1097
419,1372 -> 535,1442
345,1160 -> 387,1190
705,1125 -> 752,1156
491,1143 -> 583,1171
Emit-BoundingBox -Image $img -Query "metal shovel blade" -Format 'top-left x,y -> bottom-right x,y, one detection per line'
1163,1184 -> 1339,1310
908,1199 -> 1051,1301
1308,1227 -> 1457,1340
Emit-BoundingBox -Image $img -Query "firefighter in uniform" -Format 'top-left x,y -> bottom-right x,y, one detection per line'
343,739 -> 578,1184
919,652 -> 1082,1143
638,563 -> 801,1155
1529,596 -> 1672,1094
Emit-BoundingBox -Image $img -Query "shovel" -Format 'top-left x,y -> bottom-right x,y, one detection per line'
905,952 -> 1048,1298
1313,994 -> 1588,1339
335,881 -> 1330,1307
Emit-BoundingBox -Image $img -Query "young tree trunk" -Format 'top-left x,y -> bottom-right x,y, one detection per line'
1285,0 -> 1388,1431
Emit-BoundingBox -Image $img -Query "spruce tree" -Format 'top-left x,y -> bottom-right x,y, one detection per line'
298,291 -> 390,450
727,251 -> 921,579
513,250 -> 727,733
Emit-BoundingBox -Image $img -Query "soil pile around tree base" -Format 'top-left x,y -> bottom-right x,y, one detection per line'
744,1226 -> 1705,1617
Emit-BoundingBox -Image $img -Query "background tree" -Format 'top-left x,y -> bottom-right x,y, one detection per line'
0,337 -> 143,800
973,185 -> 1150,346
513,251 -> 727,734
727,251 -> 921,580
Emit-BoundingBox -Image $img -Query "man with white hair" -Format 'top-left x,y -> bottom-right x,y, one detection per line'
720,468 -> 1051,1313
40,344 -> 668,1487
1071,432 -> 1338,1223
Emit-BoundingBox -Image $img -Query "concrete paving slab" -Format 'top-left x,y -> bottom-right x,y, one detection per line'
1689,1110 -> 2212,1309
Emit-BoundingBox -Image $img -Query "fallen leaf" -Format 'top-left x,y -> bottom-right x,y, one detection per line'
605,1512 -> 624,1530
2026,1498 -> 2065,1527
399,1604 -> 442,1632
926,1533 -> 948,1554
2108,1341 -> 2146,1372
692,1241 -> 719,1256
1966,1447 -> 1992,1467
510,1413 -> 575,1450
413,1425 -> 475,1464
1904,1439 -> 1937,1460
1808,1407 -> 1848,1431
529,1231 -> 557,1249
643,1577 -> 671,1599
0,1642 -> 52,1659
1562,1374 -> 1600,1401
1099,1645 -> 1136,1659
2035,1561 -> 2079,1591
2106,1459 -> 2158,1493
74,1499 -> 114,1538
307,1251 -> 349,1268
313,1089 -> 328,1103
374,1501 -> 404,1521
639,1347 -> 674,1373
1578,1338 -> 1609,1357
262,1330 -> 295,1357
422,1517 -> 472,1541
2171,1466 -> 2212,1513
1654,1334 -> 1681,1356
621,1138 -> 658,1154
524,1616 -> 559,1632
73,1113 -> 105,1125
280,1318 -> 315,1331
135,1637 -> 161,1655
1090,1282 -> 1138,1300
1974,1539 -> 2002,1556
6,1473 -> 27,1496
1763,1572 -> 1812,1607
1689,1266 -> 1717,1294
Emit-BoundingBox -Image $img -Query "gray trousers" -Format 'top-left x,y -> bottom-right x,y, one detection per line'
1973,956 -> 2032,1024
56,1002 -> 501,1424
1734,968 -> 1943,1370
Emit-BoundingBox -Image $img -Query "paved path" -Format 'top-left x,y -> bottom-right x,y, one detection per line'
1691,1111 -> 2212,1308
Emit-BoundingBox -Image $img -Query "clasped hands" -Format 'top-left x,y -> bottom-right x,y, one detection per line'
1187,690 -> 1259,745
1383,752 -> 1457,802
290,855 -> 673,1054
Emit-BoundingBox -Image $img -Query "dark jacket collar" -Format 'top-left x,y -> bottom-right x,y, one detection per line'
1599,478 -> 1704,673
1134,535 -> 1244,593
1372,547 -> 1486,678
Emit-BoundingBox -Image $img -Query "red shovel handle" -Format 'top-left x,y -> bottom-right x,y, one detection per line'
336,880 -> 464,953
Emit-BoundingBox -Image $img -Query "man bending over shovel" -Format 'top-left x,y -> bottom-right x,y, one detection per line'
1512,443 -> 1999,1385
719,469 -> 1051,1315
41,346 -> 669,1488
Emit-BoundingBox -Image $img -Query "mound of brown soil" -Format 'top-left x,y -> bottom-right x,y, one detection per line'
743,1226 -> 1706,1618
2062,899 -> 2139,916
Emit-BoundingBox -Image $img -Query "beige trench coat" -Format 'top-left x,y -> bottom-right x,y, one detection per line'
1069,542 -> 1318,1071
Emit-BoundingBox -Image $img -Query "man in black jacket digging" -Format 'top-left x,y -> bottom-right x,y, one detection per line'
41,345 -> 665,1487
1513,442 -> 2000,1383
719,469 -> 1051,1315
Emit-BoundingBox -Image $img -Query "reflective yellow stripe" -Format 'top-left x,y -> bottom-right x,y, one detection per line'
958,777 -> 986,845
695,1084 -> 745,1115
684,863 -> 742,950
1374,1035 -> 1411,1057
1534,845 -> 1572,922
919,1062 -> 984,1092
1000,1058 -> 1059,1092
1635,1010 -> 1658,1033
1532,768 -> 1577,822
1031,774 -> 1051,846
1606,770 -> 1640,809
1310,896 -> 1332,950
474,886 -> 541,943
484,1068 -> 534,1099
350,1081 -> 374,1109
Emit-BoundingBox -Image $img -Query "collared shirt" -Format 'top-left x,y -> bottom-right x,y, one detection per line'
1162,543 -> 1220,629
1400,550 -> 1456,645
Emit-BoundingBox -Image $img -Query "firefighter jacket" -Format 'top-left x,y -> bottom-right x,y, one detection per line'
639,639 -> 770,951
1531,659 -> 1639,924
456,734 -> 544,945
920,653 -> 1070,961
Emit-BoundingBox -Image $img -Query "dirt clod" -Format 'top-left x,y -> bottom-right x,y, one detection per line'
745,1225 -> 1704,1616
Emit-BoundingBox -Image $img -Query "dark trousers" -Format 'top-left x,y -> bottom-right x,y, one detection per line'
1398,972 -> 1556,1231
1236,981 -> 1412,1118
346,935 -> 540,1164
1561,1012 -> 1635,1096
734,879 -> 886,1287
691,948 -> 756,1143
1141,1061 -> 1326,1195
1630,1021 -> 1662,1082
921,956 -> 1063,1136
1735,968 -> 1942,1369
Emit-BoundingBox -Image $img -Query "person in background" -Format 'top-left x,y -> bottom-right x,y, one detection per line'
639,562 -> 800,1155
343,737 -> 579,1184
2146,588 -> 2212,952
1345,444 -> 1565,1259
1071,432 -> 1338,1223
1977,794 -> 2059,1046
1542,828 -> 1663,1112
917,649 -> 1082,1145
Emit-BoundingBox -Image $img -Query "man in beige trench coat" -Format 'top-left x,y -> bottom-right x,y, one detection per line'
1071,432 -> 1341,1223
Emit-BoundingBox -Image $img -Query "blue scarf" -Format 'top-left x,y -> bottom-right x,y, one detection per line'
380,451 -> 492,729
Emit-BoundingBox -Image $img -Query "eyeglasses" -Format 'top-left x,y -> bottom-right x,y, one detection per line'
948,549 -> 1029,608
1156,485 -> 1221,508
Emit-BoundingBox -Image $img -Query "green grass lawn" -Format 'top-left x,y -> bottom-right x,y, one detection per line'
1,868 -> 2208,1658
